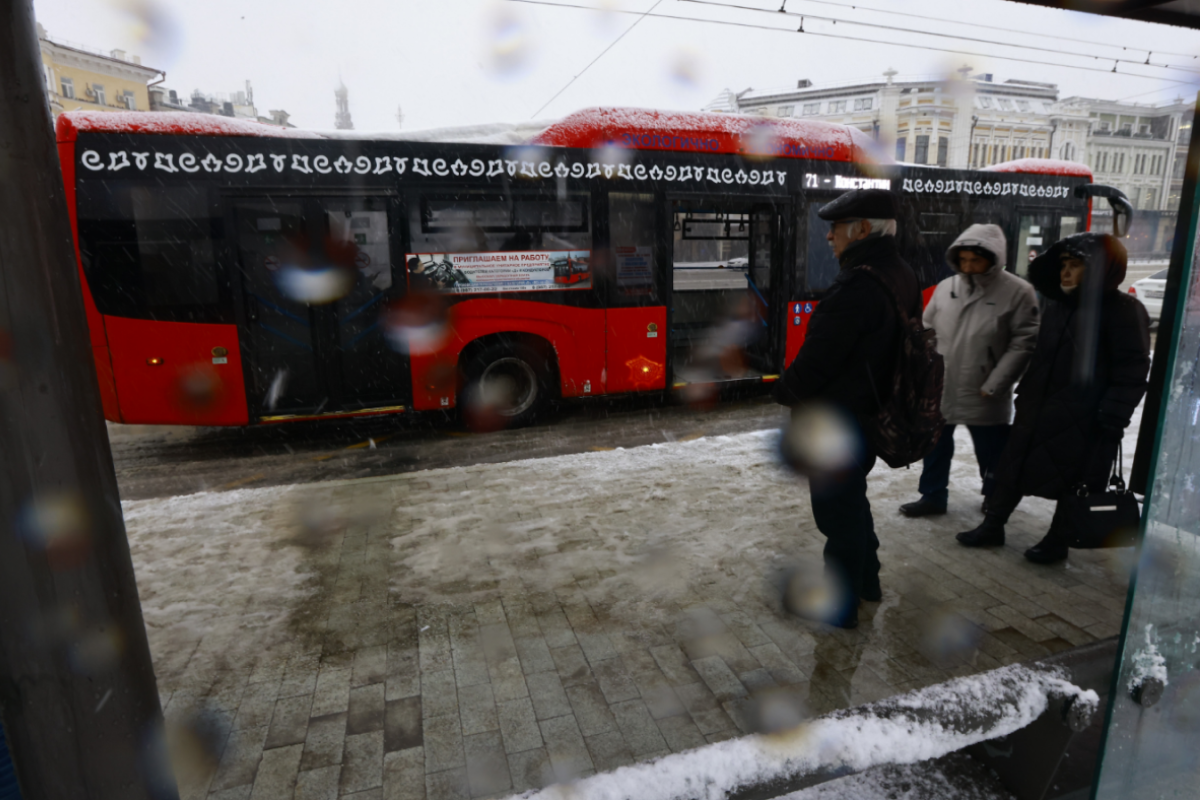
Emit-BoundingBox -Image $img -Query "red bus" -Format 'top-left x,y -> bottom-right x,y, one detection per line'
57,107 -> 1125,428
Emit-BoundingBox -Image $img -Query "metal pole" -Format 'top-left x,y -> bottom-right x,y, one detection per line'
1130,92 -> 1200,494
0,2 -> 176,798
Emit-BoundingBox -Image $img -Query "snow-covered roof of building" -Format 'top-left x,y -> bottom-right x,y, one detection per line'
702,87 -> 741,114
56,111 -> 323,142
984,157 -> 1093,178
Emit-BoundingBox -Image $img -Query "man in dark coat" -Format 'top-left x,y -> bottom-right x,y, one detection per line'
956,232 -> 1150,562
774,189 -> 921,627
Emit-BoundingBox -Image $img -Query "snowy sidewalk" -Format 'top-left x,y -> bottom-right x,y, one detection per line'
124,425 -> 1133,800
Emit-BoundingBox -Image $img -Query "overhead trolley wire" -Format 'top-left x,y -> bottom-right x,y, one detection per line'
770,0 -> 1200,61
679,0 -> 1200,75
530,0 -> 665,118
503,0 -> 1196,93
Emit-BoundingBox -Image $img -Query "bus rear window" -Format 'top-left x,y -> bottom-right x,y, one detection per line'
77,183 -> 227,322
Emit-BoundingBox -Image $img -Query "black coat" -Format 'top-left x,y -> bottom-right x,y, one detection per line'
993,233 -> 1150,502
774,234 -> 921,417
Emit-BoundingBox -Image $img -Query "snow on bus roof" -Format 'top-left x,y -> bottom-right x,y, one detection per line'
532,106 -> 888,164
322,120 -> 556,146
983,157 -> 1093,178
56,111 -> 324,142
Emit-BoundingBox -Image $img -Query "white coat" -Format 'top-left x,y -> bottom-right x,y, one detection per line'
923,224 -> 1040,427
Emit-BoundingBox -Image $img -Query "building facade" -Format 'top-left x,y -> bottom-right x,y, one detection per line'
37,24 -> 161,119
149,81 -> 293,128
1063,96 -> 1189,213
708,73 -> 1189,215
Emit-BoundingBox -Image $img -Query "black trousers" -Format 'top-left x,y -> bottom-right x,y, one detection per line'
917,423 -> 1011,504
810,449 -> 879,603
989,494 -> 1073,544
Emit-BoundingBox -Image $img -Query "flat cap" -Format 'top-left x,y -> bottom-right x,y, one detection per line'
816,188 -> 898,221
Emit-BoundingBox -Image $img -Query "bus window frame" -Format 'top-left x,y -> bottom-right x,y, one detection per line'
418,192 -> 591,236
596,188 -> 668,311
402,184 -> 604,308
795,192 -> 844,300
1011,203 -> 1066,278
664,190 -> 795,374
77,179 -> 236,325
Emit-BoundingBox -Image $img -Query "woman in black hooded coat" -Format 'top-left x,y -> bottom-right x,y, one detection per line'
956,232 -> 1151,563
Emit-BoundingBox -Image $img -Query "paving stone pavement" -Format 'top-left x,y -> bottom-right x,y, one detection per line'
144,430 -> 1132,800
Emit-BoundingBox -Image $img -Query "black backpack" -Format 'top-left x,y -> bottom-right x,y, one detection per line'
855,266 -> 946,468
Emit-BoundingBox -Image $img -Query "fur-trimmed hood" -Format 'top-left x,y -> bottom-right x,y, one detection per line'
1029,232 -> 1128,301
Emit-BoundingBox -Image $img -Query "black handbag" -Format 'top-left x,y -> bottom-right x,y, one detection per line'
1063,441 -> 1141,549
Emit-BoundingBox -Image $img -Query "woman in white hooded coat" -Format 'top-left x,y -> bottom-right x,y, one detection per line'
899,223 -> 1040,517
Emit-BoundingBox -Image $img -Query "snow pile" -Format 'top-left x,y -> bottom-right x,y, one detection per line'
57,110 -> 323,140
1127,623 -> 1168,692
982,158 -> 1093,178
509,664 -> 1088,800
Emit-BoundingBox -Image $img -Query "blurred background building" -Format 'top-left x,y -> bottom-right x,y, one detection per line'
149,81 -> 293,128
708,69 -> 1189,256
38,23 -> 293,129
37,22 -> 161,119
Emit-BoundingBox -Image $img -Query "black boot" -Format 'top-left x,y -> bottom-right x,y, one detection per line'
956,515 -> 1006,547
1024,521 -> 1070,563
1024,538 -> 1068,564
899,497 -> 947,517
837,605 -> 859,629
1025,506 -> 1071,564
861,564 -> 882,603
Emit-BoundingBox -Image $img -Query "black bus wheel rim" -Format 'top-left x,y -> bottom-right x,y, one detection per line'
479,357 -> 538,417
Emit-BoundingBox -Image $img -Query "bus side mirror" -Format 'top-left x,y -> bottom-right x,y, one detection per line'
1074,184 -> 1133,238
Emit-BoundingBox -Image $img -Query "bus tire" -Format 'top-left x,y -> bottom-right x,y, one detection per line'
460,342 -> 553,431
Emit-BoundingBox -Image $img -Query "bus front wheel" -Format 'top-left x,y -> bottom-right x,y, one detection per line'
461,343 -> 553,431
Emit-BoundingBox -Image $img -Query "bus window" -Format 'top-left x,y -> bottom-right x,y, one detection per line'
751,209 -> 772,291
1015,211 -> 1054,277
803,203 -> 840,294
77,182 -> 226,322
1060,215 -> 1082,239
408,192 -> 591,294
608,192 -> 659,305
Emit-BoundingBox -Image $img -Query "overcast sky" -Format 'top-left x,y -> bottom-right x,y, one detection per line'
32,0 -> 1200,132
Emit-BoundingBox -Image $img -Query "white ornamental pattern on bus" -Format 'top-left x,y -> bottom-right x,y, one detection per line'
78,149 -> 789,187
902,177 -> 1072,199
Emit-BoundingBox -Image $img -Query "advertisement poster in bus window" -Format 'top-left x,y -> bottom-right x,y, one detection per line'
407,250 -> 591,293
615,246 -> 653,290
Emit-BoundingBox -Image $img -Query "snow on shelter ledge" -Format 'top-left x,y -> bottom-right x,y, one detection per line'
505,663 -> 1097,800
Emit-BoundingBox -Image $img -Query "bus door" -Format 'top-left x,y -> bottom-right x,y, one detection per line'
231,196 -> 407,419
744,203 -> 790,374
784,200 -> 842,369
1012,208 -> 1081,278
605,192 -> 668,394
666,197 -> 789,384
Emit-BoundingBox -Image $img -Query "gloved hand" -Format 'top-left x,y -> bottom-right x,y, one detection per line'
1096,423 -> 1124,443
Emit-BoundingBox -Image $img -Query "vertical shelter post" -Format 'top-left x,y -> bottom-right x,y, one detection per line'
0,1 -> 175,798
1130,94 -> 1200,493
